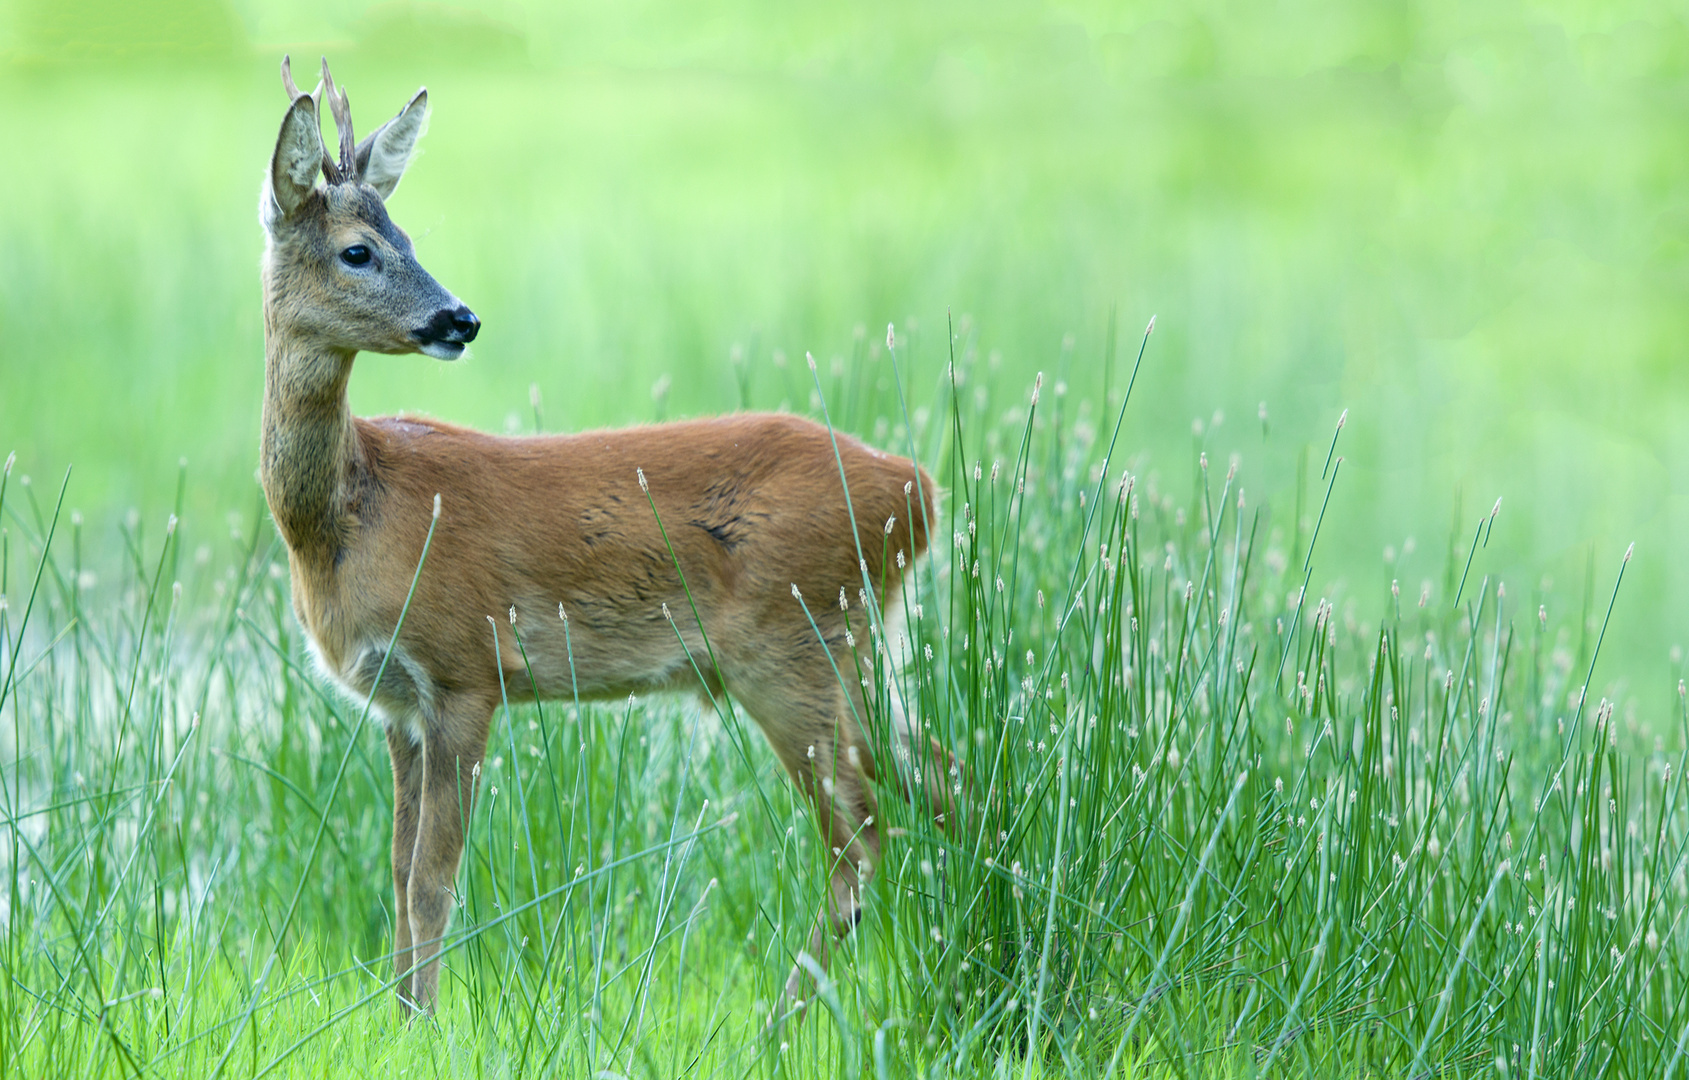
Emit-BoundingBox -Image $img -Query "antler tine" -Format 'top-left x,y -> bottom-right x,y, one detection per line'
279,55 -> 323,105
317,57 -> 357,185
278,55 -> 320,103
335,86 -> 357,182
281,54 -> 302,100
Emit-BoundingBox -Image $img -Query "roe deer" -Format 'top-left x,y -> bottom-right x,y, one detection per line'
259,58 -> 940,1015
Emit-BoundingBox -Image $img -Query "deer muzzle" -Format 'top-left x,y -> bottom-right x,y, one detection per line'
415,304 -> 480,359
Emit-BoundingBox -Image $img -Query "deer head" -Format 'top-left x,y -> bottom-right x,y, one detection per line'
261,56 -> 478,360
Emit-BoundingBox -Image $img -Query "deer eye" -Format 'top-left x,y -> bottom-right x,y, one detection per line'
340,244 -> 372,266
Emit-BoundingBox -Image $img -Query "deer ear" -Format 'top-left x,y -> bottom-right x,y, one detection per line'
266,95 -> 326,227
355,88 -> 429,200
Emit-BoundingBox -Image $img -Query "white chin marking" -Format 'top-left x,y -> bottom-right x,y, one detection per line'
420,341 -> 466,360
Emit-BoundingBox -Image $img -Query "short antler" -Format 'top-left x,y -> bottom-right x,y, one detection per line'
319,58 -> 358,186
281,54 -> 303,101
278,54 -> 343,188
280,54 -> 321,105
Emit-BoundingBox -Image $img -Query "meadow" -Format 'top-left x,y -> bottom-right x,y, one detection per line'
4,0 -> 1689,1075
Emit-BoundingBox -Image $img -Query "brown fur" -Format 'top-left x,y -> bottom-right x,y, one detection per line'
259,58 -> 939,1014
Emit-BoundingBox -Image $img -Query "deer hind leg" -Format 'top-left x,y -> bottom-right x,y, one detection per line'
731,666 -> 881,1009
405,697 -> 493,1013
882,686 -> 963,829
385,723 -> 425,1010
786,726 -> 880,1008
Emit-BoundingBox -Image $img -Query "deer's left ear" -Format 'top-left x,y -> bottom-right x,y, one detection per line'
356,88 -> 429,200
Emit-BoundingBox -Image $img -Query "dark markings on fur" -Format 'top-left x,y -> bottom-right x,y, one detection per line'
578,506 -> 620,549
691,517 -> 743,551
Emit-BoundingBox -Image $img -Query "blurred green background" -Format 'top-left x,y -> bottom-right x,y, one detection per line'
3,0 -> 1688,705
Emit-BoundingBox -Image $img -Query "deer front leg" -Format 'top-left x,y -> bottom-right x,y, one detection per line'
406,701 -> 493,1013
386,723 -> 425,1011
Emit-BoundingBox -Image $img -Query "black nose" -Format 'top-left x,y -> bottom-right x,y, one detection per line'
415,304 -> 482,348
450,306 -> 480,342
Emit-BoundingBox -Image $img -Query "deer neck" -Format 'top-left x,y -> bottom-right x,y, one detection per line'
260,322 -> 364,564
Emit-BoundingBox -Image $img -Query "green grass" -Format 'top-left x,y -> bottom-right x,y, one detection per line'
3,324 -> 1686,1076
5,0 -> 1689,1074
